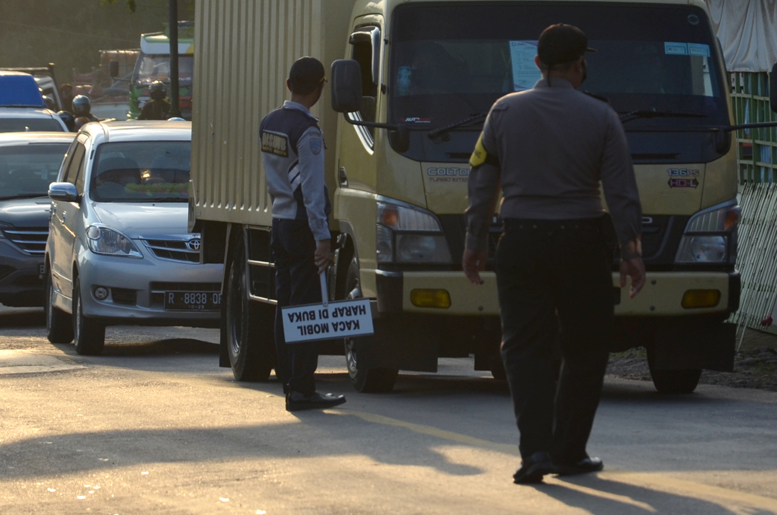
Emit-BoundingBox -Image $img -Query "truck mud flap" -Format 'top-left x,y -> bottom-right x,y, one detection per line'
652,317 -> 735,372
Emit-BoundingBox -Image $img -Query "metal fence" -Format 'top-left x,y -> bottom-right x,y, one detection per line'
730,70 -> 777,335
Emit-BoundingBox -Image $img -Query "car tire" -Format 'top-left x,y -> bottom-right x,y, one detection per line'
647,347 -> 701,394
342,259 -> 398,393
72,277 -> 105,355
45,269 -> 73,344
225,236 -> 275,382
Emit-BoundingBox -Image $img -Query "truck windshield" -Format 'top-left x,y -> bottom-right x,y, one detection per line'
134,54 -> 194,85
0,143 -> 69,200
90,141 -> 191,202
390,3 -> 727,152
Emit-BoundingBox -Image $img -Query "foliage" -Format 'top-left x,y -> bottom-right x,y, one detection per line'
100,0 -> 138,13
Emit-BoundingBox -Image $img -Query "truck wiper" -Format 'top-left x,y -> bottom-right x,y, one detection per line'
619,109 -> 707,124
428,113 -> 488,139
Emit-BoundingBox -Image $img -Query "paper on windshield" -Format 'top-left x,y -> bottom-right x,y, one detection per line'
509,41 -> 541,91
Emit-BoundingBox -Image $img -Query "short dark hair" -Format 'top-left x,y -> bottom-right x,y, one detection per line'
537,24 -> 595,67
288,57 -> 326,95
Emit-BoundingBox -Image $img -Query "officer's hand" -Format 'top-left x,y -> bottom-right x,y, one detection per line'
314,239 -> 332,274
619,256 -> 646,299
462,248 -> 488,285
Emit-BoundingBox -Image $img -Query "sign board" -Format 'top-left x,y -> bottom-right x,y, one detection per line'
281,274 -> 374,343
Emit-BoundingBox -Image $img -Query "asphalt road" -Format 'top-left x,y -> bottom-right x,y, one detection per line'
1,306 -> 777,514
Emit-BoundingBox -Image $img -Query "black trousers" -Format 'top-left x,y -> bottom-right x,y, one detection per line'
271,218 -> 321,396
495,217 -> 613,463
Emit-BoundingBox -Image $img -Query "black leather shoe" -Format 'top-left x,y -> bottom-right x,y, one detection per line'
513,451 -> 555,484
286,391 -> 346,412
554,456 -> 604,476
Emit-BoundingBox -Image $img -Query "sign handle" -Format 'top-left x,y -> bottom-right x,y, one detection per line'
320,272 -> 328,308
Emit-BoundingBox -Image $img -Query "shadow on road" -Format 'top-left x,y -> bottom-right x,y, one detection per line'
535,474 -> 775,515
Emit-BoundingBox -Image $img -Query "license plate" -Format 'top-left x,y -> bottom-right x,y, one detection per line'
164,291 -> 221,311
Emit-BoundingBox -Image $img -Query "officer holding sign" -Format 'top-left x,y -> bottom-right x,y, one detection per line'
260,57 -> 346,412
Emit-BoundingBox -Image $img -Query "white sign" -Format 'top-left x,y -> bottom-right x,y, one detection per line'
509,40 -> 541,91
281,274 -> 374,343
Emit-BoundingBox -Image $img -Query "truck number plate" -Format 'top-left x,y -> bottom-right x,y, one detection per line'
164,291 -> 221,311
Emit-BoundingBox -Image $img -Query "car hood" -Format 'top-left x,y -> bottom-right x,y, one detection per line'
0,196 -> 51,227
91,202 -> 191,238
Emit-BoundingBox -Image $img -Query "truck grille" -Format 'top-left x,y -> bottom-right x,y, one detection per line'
143,238 -> 200,263
2,227 -> 48,256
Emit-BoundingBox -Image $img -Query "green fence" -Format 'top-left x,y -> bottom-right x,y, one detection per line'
731,71 -> 777,184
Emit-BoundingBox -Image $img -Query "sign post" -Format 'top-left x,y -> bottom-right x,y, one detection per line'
281,274 -> 374,343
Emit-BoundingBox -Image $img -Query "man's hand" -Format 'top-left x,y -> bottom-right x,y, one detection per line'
619,256 -> 646,299
462,248 -> 488,285
315,239 -> 331,274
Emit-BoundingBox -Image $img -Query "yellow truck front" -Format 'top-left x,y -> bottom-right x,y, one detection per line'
192,0 -> 776,394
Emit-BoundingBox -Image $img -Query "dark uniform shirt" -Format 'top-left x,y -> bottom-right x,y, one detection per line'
466,78 -> 642,259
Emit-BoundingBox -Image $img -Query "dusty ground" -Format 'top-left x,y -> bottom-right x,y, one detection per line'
607,327 -> 777,392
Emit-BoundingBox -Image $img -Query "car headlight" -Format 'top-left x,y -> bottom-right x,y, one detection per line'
376,199 -> 452,264
86,225 -> 143,258
675,200 -> 739,264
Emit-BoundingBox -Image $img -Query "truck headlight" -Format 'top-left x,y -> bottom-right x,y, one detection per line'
675,200 -> 739,264
86,225 -> 143,258
376,199 -> 452,264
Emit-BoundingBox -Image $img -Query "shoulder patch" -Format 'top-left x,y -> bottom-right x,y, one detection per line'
310,136 -> 322,155
261,130 -> 289,157
470,134 -> 488,167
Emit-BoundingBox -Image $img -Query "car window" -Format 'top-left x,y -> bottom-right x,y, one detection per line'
0,118 -> 65,132
63,143 -> 86,186
90,141 -> 191,202
0,143 -> 70,200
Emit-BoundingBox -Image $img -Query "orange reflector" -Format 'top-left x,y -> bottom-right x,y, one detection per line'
682,289 -> 721,309
410,289 -> 451,309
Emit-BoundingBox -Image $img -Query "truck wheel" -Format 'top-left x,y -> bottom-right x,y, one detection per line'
45,269 -> 73,344
72,277 -> 105,355
225,237 -> 275,381
342,258 -> 398,393
490,354 -> 507,381
647,348 -> 701,394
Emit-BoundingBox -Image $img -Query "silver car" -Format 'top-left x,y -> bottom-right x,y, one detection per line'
45,121 -> 222,355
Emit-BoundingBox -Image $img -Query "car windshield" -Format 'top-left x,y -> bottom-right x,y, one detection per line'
0,143 -> 69,199
90,141 -> 191,203
390,3 -> 727,129
0,118 -> 64,132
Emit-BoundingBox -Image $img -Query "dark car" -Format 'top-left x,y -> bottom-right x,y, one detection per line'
0,132 -> 74,306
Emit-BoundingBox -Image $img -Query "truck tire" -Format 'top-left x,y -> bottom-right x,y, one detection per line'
490,353 -> 507,381
72,277 -> 105,355
225,236 -> 275,382
343,258 -> 398,393
647,347 -> 701,394
45,268 -> 73,344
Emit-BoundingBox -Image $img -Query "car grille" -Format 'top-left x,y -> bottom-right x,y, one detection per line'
143,238 -> 200,263
2,227 -> 48,256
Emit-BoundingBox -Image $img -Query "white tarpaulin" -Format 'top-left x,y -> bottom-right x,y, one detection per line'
706,0 -> 777,72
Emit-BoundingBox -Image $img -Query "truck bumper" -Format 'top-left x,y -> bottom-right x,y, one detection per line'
375,269 -> 739,318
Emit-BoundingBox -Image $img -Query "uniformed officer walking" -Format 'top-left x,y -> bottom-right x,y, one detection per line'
463,24 -> 646,483
260,57 -> 346,412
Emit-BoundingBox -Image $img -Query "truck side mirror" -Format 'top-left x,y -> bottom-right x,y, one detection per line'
109,61 -> 119,79
771,62 -> 777,114
330,59 -> 362,113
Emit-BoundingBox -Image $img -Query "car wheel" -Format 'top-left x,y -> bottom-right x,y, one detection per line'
72,277 -> 105,355
225,236 -> 275,381
342,258 -> 398,393
647,347 -> 701,394
45,269 -> 73,344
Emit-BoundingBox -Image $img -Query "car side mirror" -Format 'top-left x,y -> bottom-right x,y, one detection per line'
109,61 -> 120,80
330,59 -> 362,113
49,182 -> 79,203
771,62 -> 777,114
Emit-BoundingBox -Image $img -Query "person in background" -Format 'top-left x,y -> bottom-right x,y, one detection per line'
138,81 -> 171,120
60,83 -> 74,113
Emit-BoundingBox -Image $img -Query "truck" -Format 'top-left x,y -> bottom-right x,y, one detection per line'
129,22 -> 194,120
191,0 -> 777,394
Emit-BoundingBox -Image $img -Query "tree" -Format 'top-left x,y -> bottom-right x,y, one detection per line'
100,0 -> 138,13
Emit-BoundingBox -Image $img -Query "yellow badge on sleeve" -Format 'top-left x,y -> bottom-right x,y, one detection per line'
470,134 -> 488,167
